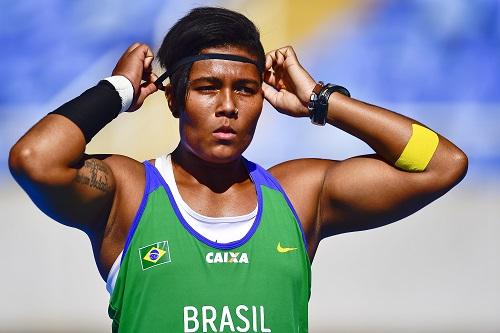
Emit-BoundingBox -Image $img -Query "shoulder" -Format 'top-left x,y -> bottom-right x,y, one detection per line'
268,158 -> 339,192
268,156 -> 391,208
102,154 -> 146,206
266,159 -> 340,247
267,158 -> 338,208
79,153 -> 145,211
97,154 -> 148,274
101,154 -> 145,176
95,154 -> 146,229
95,154 -> 146,215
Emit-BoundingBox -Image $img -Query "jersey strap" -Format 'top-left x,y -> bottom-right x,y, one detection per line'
121,161 -> 162,263
245,159 -> 307,248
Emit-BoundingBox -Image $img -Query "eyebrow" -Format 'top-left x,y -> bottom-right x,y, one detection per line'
189,76 -> 261,86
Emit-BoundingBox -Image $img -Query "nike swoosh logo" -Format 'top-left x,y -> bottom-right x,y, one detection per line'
277,242 -> 297,253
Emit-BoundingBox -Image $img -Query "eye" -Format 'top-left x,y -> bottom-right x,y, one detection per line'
236,86 -> 257,95
196,85 -> 218,91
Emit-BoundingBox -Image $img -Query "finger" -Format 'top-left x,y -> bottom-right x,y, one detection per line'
264,84 -> 307,116
133,46 -> 155,80
142,71 -> 158,85
267,51 -> 285,86
143,45 -> 155,66
133,81 -> 158,110
143,53 -> 155,73
142,55 -> 155,81
282,45 -> 297,58
263,70 -> 278,88
144,44 -> 154,57
131,44 -> 151,58
128,44 -> 151,59
265,54 -> 272,70
278,47 -> 315,99
140,81 -> 158,98
266,50 -> 278,69
126,42 -> 142,53
265,70 -> 287,92
275,49 -> 285,67
265,51 -> 276,70
141,67 -> 152,82
262,81 -> 276,97
128,45 -> 154,82
279,46 -> 299,69
148,72 -> 158,83
262,82 -> 292,109
261,82 -> 280,107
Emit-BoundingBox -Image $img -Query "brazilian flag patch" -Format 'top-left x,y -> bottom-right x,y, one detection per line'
139,241 -> 171,270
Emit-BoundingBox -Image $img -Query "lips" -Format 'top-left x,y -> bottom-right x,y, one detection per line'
213,126 -> 236,140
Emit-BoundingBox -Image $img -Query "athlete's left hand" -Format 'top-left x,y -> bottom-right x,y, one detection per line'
262,46 -> 317,117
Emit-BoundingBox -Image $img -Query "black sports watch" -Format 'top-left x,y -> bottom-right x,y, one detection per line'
310,84 -> 351,126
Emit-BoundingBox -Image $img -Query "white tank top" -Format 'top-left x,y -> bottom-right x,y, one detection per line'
106,154 -> 257,294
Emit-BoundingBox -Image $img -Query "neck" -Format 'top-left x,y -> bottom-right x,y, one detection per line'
171,146 -> 250,193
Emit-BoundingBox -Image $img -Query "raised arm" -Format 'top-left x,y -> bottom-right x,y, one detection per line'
264,46 -> 467,249
8,43 -> 158,238
9,114 -> 115,234
315,94 -> 467,237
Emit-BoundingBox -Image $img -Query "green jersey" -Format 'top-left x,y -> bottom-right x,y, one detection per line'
108,159 -> 311,332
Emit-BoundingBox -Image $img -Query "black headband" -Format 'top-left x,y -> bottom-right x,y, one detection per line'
154,53 -> 263,89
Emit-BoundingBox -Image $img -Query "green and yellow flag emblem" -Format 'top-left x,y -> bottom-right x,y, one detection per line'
139,241 -> 171,270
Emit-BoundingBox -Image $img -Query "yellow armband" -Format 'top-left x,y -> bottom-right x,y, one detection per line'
395,124 -> 439,172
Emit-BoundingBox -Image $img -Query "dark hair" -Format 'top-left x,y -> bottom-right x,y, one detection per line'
157,7 -> 265,116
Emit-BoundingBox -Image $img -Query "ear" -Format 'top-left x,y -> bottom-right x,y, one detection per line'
164,84 -> 180,118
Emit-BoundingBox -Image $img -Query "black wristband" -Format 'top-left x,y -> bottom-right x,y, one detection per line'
310,84 -> 350,126
48,80 -> 122,143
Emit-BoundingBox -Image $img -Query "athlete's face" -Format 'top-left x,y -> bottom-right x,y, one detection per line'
170,46 -> 263,164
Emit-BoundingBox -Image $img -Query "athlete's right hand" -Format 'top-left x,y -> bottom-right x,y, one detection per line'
112,43 -> 158,112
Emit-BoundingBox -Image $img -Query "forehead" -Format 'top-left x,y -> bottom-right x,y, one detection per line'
188,46 -> 261,81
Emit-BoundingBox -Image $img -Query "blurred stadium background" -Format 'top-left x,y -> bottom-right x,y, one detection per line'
1,0 -> 499,332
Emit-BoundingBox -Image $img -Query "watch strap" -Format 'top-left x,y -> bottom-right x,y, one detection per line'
311,84 -> 351,126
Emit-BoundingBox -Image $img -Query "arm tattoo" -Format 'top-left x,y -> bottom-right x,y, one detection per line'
75,159 -> 111,193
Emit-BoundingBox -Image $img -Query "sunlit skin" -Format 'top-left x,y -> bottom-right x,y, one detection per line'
9,42 -> 468,280
163,46 -> 264,221
175,46 -> 264,165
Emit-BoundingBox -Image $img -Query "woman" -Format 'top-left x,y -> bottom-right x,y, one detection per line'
9,7 -> 467,332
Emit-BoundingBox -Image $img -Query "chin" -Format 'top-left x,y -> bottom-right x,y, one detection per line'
180,133 -> 254,164
206,146 -> 246,164
187,142 -> 250,164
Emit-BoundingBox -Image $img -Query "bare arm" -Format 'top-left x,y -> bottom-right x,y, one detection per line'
318,94 -> 467,237
264,46 -> 467,249
9,115 -> 116,234
8,43 -> 158,238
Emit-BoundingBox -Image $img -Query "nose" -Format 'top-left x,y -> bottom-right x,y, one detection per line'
216,87 -> 238,118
